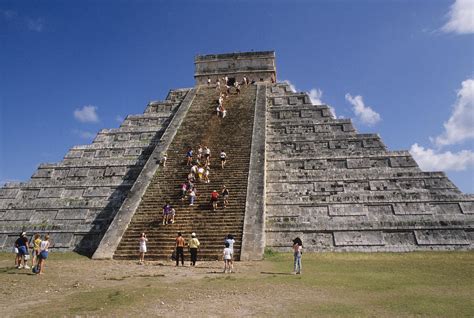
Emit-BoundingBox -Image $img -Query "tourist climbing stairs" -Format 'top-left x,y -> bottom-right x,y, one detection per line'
114,84 -> 257,261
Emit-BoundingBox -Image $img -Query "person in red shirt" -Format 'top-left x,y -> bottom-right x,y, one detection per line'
210,190 -> 219,211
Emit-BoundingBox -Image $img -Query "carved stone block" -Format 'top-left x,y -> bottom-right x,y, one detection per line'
38,188 -> 64,198
460,202 -> 474,214
2,210 -> 32,221
414,230 -> 469,245
333,231 -> 385,246
55,209 -> 89,220
329,204 -> 368,216
0,188 -> 19,199
32,169 -> 54,178
50,233 -> 74,247
347,158 -> 371,169
68,168 -> 89,177
389,156 -> 417,168
83,187 -> 112,197
392,203 -> 435,215
65,150 -> 83,159
434,203 -> 462,214
30,210 -> 58,223
104,166 -> 127,177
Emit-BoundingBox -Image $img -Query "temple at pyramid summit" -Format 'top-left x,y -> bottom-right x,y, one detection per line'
1,51 -> 473,260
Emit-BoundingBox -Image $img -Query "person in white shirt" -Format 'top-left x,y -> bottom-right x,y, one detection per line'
37,234 -> 50,275
139,233 -> 148,264
292,237 -> 303,274
223,242 -> 233,273
220,150 -> 227,169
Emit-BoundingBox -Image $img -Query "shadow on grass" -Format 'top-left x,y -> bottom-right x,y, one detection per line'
260,271 -> 293,275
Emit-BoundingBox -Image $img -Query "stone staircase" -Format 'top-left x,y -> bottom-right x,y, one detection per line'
114,85 -> 257,260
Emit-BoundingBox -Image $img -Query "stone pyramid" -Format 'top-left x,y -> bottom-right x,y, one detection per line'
0,51 -> 472,259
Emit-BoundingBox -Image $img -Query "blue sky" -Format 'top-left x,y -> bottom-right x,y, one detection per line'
1,0 -> 473,192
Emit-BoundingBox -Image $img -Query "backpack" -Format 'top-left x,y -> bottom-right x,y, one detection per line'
32,264 -> 40,274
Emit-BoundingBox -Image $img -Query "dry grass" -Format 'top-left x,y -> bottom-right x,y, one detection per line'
0,251 -> 472,317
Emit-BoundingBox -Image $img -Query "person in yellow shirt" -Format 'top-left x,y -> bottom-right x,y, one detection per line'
31,233 -> 41,267
188,232 -> 200,266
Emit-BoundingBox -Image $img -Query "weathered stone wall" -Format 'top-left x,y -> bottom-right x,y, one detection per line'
194,51 -> 276,85
0,89 -> 191,254
265,83 -> 474,252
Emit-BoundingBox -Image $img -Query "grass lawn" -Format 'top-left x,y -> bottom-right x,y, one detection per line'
0,251 -> 472,317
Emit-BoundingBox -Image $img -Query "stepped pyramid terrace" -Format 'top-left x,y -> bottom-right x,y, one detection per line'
0,51 -> 472,260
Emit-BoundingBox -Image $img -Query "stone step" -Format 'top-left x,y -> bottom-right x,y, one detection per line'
114,85 -> 257,260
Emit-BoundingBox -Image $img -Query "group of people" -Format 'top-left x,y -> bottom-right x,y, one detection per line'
210,75 -> 253,118
177,145 -> 229,211
13,232 -> 50,275
139,231 -> 235,273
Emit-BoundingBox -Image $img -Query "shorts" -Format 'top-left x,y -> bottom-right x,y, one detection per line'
39,251 -> 48,260
220,157 -> 226,161
223,195 -> 229,200
139,246 -> 147,253
18,246 -> 27,256
204,154 -> 210,158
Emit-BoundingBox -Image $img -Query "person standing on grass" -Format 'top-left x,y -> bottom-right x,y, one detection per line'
30,233 -> 41,267
223,242 -> 233,273
292,237 -> 303,275
188,232 -> 200,266
175,232 -> 186,266
37,234 -> 50,275
225,234 -> 235,271
15,232 -> 29,269
139,233 -> 148,265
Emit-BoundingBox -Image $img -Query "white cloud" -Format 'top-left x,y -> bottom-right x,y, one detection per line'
442,0 -> 474,34
345,93 -> 381,126
26,17 -> 44,32
1,10 -> 17,20
433,78 -> 474,147
74,105 -> 99,123
309,88 -> 323,105
410,143 -> 474,171
1,10 -> 44,32
73,129 -> 96,139
282,80 -> 297,93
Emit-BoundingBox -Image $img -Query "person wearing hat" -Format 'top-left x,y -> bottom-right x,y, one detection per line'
188,232 -> 200,266
15,232 -> 30,269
